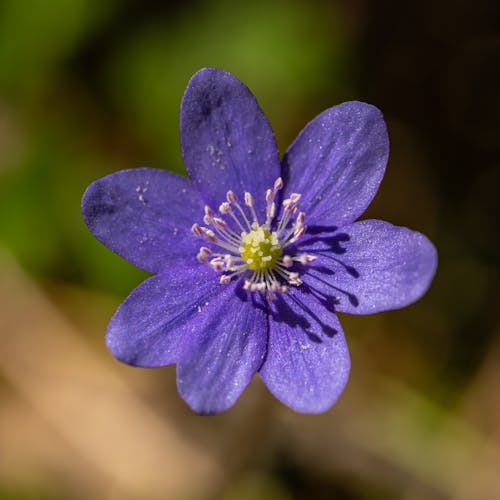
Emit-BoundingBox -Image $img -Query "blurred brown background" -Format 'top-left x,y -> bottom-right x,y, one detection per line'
0,1 -> 499,499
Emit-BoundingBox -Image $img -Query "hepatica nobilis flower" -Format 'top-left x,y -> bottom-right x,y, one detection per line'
82,68 -> 437,415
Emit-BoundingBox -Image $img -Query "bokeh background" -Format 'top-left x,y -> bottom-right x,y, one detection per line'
1,1 -> 499,499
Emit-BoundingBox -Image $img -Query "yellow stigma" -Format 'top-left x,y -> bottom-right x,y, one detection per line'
240,224 -> 282,271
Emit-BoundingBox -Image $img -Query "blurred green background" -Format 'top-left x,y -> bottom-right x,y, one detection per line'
0,1 -> 499,499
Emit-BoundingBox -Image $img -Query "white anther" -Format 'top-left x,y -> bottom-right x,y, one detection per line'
288,277 -> 302,286
296,212 -> 306,226
298,253 -> 317,264
201,228 -> 217,242
219,202 -> 231,214
292,226 -> 306,241
274,177 -> 284,191
287,271 -> 302,286
289,193 -> 301,203
203,214 -> 212,225
212,217 -> 227,229
199,246 -> 212,256
282,255 -> 293,268
244,280 -> 252,290
197,252 -> 208,263
220,275 -> 232,284
191,223 -> 203,236
226,190 -> 237,203
210,257 -> 225,271
244,192 -> 254,207
197,247 -> 212,262
265,189 -> 274,202
204,205 -> 215,218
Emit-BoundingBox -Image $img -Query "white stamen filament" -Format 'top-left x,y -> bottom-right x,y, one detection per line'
244,191 -> 259,223
229,194 -> 252,231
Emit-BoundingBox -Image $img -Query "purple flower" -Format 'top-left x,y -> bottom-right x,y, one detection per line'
82,68 -> 437,415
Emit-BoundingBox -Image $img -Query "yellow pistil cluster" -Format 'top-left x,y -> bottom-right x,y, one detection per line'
240,224 -> 282,271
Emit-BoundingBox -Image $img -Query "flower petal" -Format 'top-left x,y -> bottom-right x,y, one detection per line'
106,265 -> 223,367
281,101 -> 389,226
259,291 -> 350,414
176,288 -> 268,415
301,220 -> 438,314
82,167 -> 203,273
180,68 -> 281,217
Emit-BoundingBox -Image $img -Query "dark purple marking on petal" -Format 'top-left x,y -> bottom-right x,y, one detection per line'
259,290 -> 350,414
176,285 -> 268,415
82,167 -> 204,273
281,101 -> 389,226
106,265 -> 223,367
180,68 -> 281,217
300,220 -> 438,314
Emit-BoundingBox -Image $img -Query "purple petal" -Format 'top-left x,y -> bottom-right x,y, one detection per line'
106,265 -> 223,367
281,101 -> 389,226
301,219 -> 438,314
259,290 -> 350,413
176,288 -> 268,415
180,68 -> 281,217
82,167 -> 204,273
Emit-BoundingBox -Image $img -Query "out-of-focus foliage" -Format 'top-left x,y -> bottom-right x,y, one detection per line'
0,0 -> 499,499
0,0 -> 117,92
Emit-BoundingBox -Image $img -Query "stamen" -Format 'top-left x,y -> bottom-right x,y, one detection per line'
212,217 -> 227,229
244,191 -> 258,223
219,202 -> 231,214
200,227 -> 217,242
296,212 -> 306,227
197,246 -> 212,263
200,246 -> 212,257
244,192 -> 254,207
204,205 -> 215,218
226,191 -> 238,204
291,225 -> 307,242
296,253 -> 317,264
210,257 -> 225,271
191,223 -> 204,236
224,254 -> 234,268
227,190 -> 252,231
192,177 -> 316,299
265,200 -> 276,226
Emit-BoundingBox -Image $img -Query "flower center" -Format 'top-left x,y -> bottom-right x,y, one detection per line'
240,224 -> 282,271
191,177 -> 317,300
